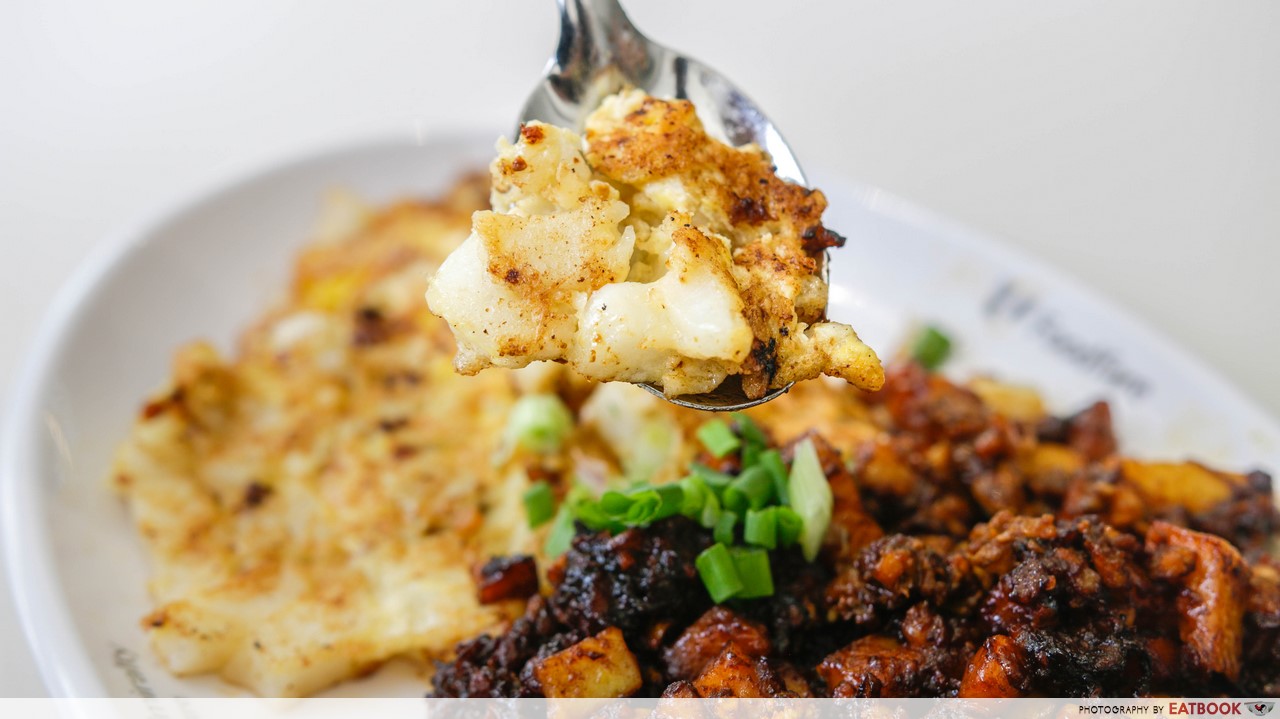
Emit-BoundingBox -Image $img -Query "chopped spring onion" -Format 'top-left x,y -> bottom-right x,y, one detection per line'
699,486 -> 723,529
690,463 -> 734,495
696,420 -> 740,458
758,449 -> 790,506
624,493 -> 660,524
723,466 -> 774,513
721,488 -> 744,514
729,546 -> 774,599
558,481 -> 690,535
571,495 -> 626,533
714,511 -> 738,545
582,484 -> 686,527
743,507 -> 777,550
787,438 -> 833,562
911,325 -> 952,371
535,412 -> 825,601
732,413 -> 769,466
695,543 -> 744,603
651,484 -> 685,521
690,462 -> 733,486
599,490 -> 633,515
679,476 -> 708,519
732,413 -> 767,444
544,505 -> 576,557
522,480 -> 556,528
504,394 -> 574,454
775,506 -> 803,547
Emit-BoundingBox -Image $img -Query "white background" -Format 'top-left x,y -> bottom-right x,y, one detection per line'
1,0 -> 1277,697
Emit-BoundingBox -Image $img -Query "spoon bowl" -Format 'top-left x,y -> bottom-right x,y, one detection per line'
520,0 -> 811,411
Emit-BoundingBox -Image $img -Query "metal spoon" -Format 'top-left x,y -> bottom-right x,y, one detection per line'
520,0 -> 815,411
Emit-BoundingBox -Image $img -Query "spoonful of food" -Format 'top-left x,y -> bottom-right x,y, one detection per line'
519,0 -> 816,411
427,0 -> 885,411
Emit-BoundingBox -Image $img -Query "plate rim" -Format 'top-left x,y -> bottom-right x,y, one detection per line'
4,129 -> 1278,698
810,171 -> 1280,441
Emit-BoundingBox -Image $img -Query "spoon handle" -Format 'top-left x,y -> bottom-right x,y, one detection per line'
557,0 -> 632,36
552,0 -> 649,84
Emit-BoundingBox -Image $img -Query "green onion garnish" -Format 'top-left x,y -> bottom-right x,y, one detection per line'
529,408 -> 828,603
544,505 -> 576,557
599,491 -> 633,515
585,484 -> 687,526
743,507 -> 777,550
571,497 -> 626,533
696,420 -> 740,458
544,478 -> 693,535
651,484 -> 684,521
522,480 -> 556,528
758,450 -> 790,506
722,487 -> 745,514
695,543 -> 745,603
714,511 -> 738,545
699,487 -> 722,529
723,466 -> 774,513
729,546 -> 774,599
787,438 -> 833,562
732,413 -> 768,467
679,476 -> 708,518
504,394 -> 574,454
690,463 -> 733,495
624,493 -> 660,524
775,506 -> 803,547
911,325 -> 952,371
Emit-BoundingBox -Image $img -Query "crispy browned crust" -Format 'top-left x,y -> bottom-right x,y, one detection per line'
585,93 -> 883,397
586,96 -> 827,234
662,607 -> 772,680
114,177 -> 547,697
1146,521 -> 1249,681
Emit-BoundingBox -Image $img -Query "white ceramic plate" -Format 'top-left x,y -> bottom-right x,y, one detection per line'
4,132 -> 1278,698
